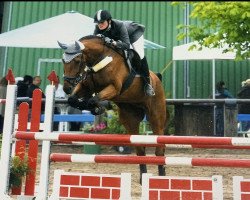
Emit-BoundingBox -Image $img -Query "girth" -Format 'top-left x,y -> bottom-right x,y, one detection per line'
120,49 -> 141,94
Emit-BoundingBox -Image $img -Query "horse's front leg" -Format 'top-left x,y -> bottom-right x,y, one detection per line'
88,84 -> 119,115
68,83 -> 92,110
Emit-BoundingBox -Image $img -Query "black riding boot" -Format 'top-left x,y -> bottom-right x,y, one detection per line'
141,57 -> 155,96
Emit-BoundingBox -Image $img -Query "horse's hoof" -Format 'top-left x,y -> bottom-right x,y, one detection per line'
87,96 -> 99,108
90,106 -> 105,115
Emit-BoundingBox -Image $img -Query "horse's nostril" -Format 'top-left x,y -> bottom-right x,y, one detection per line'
64,87 -> 72,95
68,87 -> 72,94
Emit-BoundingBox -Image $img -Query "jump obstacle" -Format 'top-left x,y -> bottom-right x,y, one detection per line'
141,174 -> 223,200
1,83 -> 250,199
49,170 -> 131,200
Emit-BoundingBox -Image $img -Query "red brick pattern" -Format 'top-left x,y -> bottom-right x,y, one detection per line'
240,180 -> 250,200
58,173 -> 122,199
148,177 -> 214,200
149,179 -> 169,189
241,181 -> 250,192
242,193 -> 250,200
61,175 -> 80,185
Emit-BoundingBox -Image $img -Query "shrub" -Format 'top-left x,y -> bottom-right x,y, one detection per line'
102,109 -> 127,134
9,156 -> 30,189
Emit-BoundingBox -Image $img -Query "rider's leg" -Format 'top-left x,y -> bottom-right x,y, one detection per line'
141,56 -> 155,96
132,35 -> 155,96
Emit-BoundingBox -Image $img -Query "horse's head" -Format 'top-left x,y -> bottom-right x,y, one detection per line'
58,36 -> 108,95
57,40 -> 86,94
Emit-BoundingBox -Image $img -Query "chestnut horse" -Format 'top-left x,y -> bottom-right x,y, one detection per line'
58,35 -> 168,182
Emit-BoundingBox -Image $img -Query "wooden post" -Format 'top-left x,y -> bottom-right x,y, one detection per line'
224,99 -> 238,137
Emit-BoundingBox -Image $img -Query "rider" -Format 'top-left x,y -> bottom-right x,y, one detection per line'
93,9 -> 155,96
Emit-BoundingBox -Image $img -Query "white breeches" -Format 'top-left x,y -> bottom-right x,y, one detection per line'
131,35 -> 145,59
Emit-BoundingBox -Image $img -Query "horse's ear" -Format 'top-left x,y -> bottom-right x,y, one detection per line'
57,41 -> 68,50
75,41 -> 85,51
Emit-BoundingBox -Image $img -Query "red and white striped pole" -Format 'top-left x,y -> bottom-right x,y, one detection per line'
14,132 -> 250,147
50,153 -> 250,168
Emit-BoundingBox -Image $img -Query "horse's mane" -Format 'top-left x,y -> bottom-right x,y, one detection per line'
79,35 -> 125,57
79,35 -> 102,42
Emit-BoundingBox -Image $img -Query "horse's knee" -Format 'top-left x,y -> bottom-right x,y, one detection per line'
87,95 -> 100,108
90,106 -> 105,115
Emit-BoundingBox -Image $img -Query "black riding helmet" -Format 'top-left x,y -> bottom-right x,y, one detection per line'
94,10 -> 112,23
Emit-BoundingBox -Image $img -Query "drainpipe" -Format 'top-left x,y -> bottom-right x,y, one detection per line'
2,1 -> 12,76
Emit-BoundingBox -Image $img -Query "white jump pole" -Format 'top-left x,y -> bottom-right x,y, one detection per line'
36,85 -> 55,200
0,85 -> 17,199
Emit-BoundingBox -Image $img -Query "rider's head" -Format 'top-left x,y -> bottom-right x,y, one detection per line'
94,10 -> 112,31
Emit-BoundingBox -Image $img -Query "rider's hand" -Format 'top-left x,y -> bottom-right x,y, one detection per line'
111,41 -> 117,46
104,37 -> 114,44
96,34 -> 104,38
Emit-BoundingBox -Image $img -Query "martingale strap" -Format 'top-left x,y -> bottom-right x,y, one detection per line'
120,69 -> 137,94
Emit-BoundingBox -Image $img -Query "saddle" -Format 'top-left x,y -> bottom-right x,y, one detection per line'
123,49 -> 142,74
120,49 -> 143,94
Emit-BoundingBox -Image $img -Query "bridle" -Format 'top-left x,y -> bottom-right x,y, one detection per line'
62,37 -> 117,88
63,53 -> 87,87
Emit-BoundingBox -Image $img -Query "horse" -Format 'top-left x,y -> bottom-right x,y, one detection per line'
58,35 -> 168,183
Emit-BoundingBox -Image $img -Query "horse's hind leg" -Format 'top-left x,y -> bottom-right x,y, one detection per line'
117,104 -> 146,184
147,96 -> 168,176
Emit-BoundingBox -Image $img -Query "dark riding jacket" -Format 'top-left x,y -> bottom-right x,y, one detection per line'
94,19 -> 145,50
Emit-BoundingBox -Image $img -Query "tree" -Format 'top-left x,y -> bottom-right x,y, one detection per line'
174,2 -> 250,60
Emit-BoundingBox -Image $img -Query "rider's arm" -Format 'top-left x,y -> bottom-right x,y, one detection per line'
112,21 -> 130,50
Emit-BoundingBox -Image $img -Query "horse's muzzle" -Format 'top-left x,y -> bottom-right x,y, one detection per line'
63,86 -> 73,95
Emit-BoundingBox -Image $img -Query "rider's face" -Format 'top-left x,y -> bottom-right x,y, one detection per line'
97,20 -> 109,30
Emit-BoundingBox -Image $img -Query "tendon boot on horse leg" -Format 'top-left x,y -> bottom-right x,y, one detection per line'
139,164 -> 147,184
141,57 -> 155,96
68,95 -> 89,110
158,165 -> 166,176
156,146 -> 166,176
87,95 -> 105,115
136,146 -> 147,184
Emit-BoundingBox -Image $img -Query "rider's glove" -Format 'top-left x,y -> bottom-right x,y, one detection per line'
96,34 -> 104,38
104,37 -> 114,44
